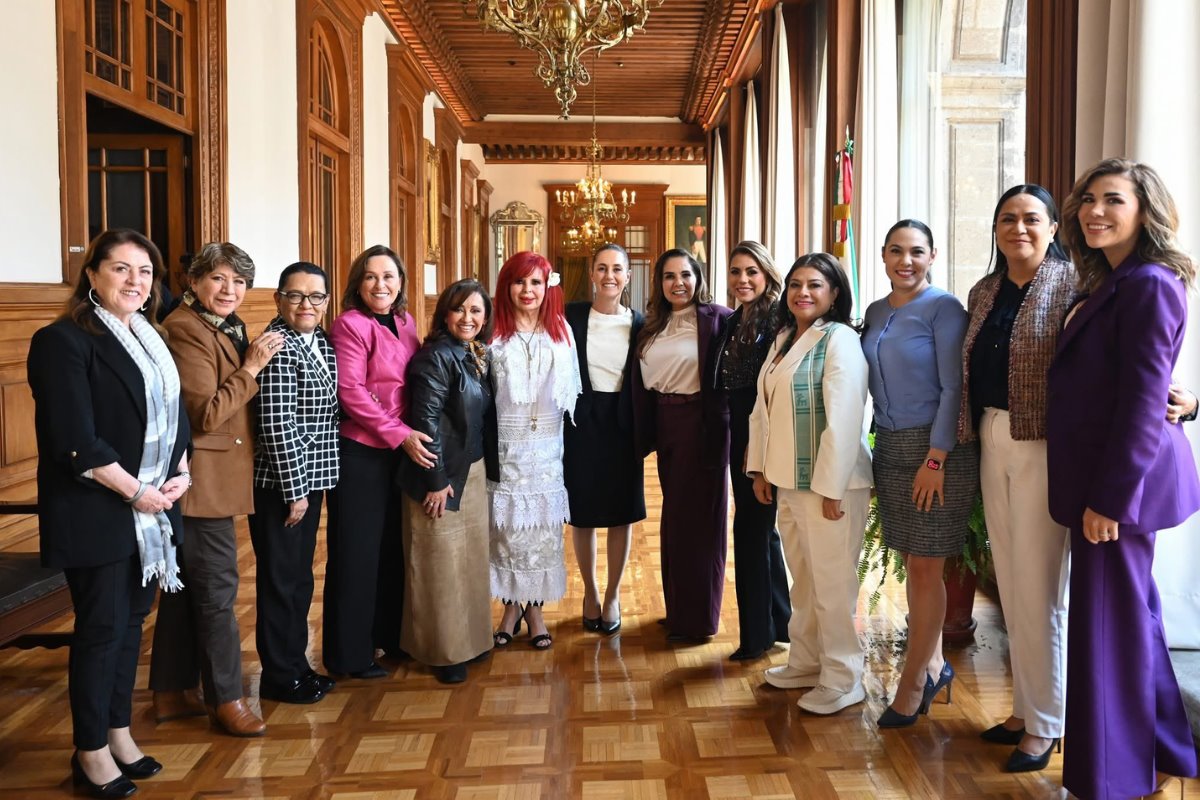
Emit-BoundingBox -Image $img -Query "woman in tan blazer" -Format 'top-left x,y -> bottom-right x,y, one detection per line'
148,242 -> 283,737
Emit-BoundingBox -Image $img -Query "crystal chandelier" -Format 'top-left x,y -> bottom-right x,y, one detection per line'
460,0 -> 660,118
555,74 -> 635,256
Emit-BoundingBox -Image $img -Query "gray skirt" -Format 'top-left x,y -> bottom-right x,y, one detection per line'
872,425 -> 980,558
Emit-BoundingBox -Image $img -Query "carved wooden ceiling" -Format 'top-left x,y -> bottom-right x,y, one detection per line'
380,0 -> 762,161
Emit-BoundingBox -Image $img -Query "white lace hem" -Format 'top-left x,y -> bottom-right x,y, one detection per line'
489,484 -> 570,530
490,564 -> 567,604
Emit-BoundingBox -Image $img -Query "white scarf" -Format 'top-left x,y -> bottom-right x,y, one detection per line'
93,307 -> 184,591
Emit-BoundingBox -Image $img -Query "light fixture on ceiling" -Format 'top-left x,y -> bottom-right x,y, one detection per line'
555,63 -> 634,256
460,0 -> 659,118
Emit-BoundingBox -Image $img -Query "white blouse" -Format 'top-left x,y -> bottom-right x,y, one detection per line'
640,307 -> 701,395
586,306 -> 633,392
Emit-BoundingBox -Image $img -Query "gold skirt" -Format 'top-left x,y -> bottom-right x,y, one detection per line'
400,459 -> 493,666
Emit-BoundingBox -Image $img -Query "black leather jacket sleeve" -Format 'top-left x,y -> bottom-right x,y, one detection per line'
403,342 -> 455,494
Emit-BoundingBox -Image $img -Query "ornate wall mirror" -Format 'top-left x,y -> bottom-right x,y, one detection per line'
491,201 -> 544,267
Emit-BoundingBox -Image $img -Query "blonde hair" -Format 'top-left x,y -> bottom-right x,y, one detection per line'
1061,158 -> 1195,293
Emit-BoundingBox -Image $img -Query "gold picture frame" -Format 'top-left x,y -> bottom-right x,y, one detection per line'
665,195 -> 709,265
425,141 -> 440,263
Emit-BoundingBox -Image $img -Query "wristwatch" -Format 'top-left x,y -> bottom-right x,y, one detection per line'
925,458 -> 943,471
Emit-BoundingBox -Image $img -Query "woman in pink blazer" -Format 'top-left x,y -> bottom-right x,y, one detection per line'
324,245 -> 434,677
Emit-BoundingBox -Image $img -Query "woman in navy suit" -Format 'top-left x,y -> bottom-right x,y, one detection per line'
29,229 -> 190,797
632,248 -> 732,641
1048,158 -> 1199,799
563,243 -> 645,635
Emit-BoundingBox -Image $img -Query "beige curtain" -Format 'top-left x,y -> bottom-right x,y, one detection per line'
898,0 -> 940,224
1076,0 -> 1200,646
741,81 -> 763,243
765,4 -> 797,268
709,132 -> 728,304
851,0 -> 900,311
802,1 -> 829,254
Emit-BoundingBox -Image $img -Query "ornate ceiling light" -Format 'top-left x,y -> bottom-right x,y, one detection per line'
555,70 -> 634,255
460,0 -> 660,118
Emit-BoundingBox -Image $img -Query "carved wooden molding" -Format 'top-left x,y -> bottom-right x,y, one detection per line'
482,143 -> 706,164
378,0 -> 482,121
197,0 -> 228,242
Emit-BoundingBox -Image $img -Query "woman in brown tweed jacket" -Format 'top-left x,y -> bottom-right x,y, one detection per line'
958,184 -> 1075,773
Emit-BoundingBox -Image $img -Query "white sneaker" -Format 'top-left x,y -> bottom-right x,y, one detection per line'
764,665 -> 821,689
797,683 -> 867,715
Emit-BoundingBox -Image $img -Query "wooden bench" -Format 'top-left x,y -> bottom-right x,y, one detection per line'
0,500 -> 72,649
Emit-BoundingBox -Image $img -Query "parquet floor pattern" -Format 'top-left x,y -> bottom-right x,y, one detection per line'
1,456 -> 1196,799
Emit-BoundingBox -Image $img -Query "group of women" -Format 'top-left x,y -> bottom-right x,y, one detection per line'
29,157 -> 1199,800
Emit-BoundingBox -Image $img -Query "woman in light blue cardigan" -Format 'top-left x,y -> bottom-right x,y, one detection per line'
862,219 -> 977,728
746,253 -> 873,716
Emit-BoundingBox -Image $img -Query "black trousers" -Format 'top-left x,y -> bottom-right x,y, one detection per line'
149,516 -> 244,705
728,387 -> 791,652
63,554 -> 156,750
323,438 -> 403,672
248,487 -> 322,686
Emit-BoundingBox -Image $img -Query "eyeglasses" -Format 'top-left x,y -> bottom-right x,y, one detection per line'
278,291 -> 329,306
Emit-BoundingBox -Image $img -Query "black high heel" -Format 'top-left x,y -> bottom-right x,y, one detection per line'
598,602 -> 621,636
493,602 -> 525,647
71,752 -> 137,799
1004,738 -> 1060,773
980,723 -> 1025,745
582,599 -> 602,633
918,662 -> 955,714
878,673 -> 934,729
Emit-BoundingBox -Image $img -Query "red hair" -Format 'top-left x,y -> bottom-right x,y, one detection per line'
492,251 -> 569,343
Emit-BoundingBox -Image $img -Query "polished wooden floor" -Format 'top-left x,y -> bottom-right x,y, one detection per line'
1,457 -> 1196,799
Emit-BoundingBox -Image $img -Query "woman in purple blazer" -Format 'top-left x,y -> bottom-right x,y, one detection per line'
1048,158 -> 1199,800
324,245 -> 433,678
631,248 -> 732,641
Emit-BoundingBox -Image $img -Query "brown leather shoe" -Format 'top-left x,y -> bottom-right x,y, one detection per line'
211,698 -> 267,737
153,689 -> 206,723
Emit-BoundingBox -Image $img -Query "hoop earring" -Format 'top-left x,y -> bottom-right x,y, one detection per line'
88,288 -> 101,308
140,298 -> 151,313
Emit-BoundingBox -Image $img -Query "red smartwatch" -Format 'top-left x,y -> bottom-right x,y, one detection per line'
925,458 -> 943,471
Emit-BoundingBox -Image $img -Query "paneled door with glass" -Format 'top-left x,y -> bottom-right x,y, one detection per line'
87,133 -> 186,291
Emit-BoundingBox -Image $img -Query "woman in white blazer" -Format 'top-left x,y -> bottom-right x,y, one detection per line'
746,252 -> 873,716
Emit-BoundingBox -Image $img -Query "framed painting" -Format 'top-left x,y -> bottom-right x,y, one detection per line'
665,195 -> 709,265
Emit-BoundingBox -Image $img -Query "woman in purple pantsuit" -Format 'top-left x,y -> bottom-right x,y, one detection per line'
632,249 -> 732,641
1048,158 -> 1199,800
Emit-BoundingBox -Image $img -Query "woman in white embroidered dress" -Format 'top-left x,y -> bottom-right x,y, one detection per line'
489,251 -> 581,650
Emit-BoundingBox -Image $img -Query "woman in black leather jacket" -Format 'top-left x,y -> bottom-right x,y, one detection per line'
397,279 -> 498,683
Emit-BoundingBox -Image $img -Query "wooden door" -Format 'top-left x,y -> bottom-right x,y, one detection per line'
86,133 -> 187,290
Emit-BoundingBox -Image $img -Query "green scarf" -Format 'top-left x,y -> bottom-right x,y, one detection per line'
791,326 -> 834,489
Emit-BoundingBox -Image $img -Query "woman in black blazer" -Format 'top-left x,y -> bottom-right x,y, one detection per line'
563,244 -> 646,635
28,229 -> 191,798
711,240 -> 790,662
248,262 -> 340,705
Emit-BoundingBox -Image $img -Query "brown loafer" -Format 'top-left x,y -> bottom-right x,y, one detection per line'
211,698 -> 267,737
153,689 -> 206,723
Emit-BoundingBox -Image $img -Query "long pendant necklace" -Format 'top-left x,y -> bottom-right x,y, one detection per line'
515,329 -> 540,431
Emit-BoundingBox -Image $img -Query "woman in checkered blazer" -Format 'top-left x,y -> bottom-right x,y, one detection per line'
248,262 -> 340,706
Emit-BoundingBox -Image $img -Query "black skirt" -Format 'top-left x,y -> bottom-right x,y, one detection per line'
563,391 -> 646,527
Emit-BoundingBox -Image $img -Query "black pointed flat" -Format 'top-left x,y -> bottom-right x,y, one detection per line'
114,754 -> 162,779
